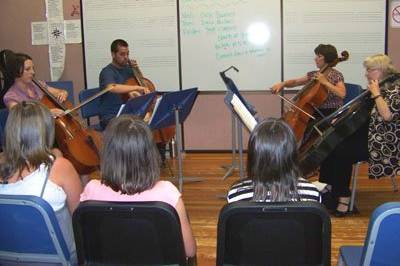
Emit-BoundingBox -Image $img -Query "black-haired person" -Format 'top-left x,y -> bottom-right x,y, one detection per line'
319,54 -> 400,216
80,115 -> 196,258
271,44 -> 346,117
99,39 -> 150,130
3,53 -> 68,112
227,118 -> 320,203
0,101 -> 82,263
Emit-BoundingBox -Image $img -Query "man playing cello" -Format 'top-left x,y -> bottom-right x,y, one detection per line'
99,39 -> 149,130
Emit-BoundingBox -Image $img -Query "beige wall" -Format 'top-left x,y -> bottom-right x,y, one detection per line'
1,0 -> 399,150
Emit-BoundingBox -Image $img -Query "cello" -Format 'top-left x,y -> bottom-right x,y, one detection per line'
282,51 -> 349,142
298,74 -> 400,175
123,59 -> 175,144
32,78 -> 102,175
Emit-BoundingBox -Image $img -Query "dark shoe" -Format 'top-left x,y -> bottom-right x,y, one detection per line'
333,201 -> 351,217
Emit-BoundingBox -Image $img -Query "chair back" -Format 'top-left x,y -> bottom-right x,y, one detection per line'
78,88 -> 101,120
46,81 -> 75,105
217,201 -> 331,266
344,83 -> 363,104
73,200 -> 187,265
0,194 -> 71,265
0,108 -> 8,148
360,202 -> 400,266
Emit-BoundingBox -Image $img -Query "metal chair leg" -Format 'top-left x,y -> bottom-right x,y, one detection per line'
349,162 -> 362,212
390,174 -> 398,192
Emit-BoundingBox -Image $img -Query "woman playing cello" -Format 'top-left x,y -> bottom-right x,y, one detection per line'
3,51 -> 102,176
271,44 -> 346,117
319,54 -> 400,217
3,53 -> 68,115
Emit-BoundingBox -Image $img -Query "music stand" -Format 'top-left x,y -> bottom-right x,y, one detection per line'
117,92 -> 156,118
149,88 -> 202,192
220,66 -> 257,180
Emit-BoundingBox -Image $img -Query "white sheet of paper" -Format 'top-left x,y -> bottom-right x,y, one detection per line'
46,0 -> 64,21
148,96 -> 162,125
391,1 -> 400,28
48,21 -> 65,45
49,44 -> 65,81
230,94 -> 257,132
31,22 -> 49,45
64,20 -> 82,43
116,104 -> 126,117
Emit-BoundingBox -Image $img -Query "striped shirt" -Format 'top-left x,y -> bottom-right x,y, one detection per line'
227,177 -> 321,203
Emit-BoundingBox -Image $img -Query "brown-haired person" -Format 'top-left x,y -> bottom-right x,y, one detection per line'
319,54 -> 400,217
271,44 -> 346,117
99,39 -> 150,130
227,118 -> 320,203
0,101 -> 82,263
3,53 -> 68,114
80,115 -> 197,258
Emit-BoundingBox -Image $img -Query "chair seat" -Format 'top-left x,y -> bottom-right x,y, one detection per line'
339,246 -> 363,265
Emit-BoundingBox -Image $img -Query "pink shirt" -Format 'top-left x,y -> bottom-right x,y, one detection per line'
3,81 -> 44,107
80,180 -> 181,208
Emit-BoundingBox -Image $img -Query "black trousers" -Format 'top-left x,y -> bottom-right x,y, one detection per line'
319,121 -> 369,198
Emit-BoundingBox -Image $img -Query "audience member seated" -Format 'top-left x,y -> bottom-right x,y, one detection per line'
0,101 -> 82,263
227,118 -> 320,203
80,115 -> 197,258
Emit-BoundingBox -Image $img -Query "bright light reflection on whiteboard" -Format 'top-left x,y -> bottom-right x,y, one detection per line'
247,22 -> 270,46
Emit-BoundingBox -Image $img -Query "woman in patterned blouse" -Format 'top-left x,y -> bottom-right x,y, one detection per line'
271,44 -> 346,116
319,54 -> 400,217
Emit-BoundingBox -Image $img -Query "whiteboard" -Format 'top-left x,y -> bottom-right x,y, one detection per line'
283,0 -> 386,88
81,0 -> 180,91
180,0 -> 282,91
81,0 -> 387,91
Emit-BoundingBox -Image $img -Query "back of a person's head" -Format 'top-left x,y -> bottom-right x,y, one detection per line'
1,101 -> 54,180
247,118 -> 300,202
101,115 -> 160,194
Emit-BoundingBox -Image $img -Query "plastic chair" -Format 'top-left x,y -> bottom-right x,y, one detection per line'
73,200 -> 192,266
217,201 -> 331,266
0,194 -> 72,265
344,83 -> 363,105
46,81 -> 75,105
78,88 -> 101,131
338,202 -> 400,266
0,108 -> 8,148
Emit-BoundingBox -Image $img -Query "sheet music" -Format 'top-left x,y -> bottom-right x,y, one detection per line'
116,104 -> 126,117
231,94 -> 257,131
148,96 -> 162,125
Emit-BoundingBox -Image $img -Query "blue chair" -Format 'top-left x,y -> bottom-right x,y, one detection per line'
46,81 -> 75,105
73,200 -> 193,265
217,201 -> 331,266
344,83 -> 363,104
78,87 -> 102,131
0,194 -> 72,265
338,202 -> 400,266
0,108 -> 8,148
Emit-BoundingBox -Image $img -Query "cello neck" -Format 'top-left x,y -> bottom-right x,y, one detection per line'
128,59 -> 146,87
32,78 -> 67,111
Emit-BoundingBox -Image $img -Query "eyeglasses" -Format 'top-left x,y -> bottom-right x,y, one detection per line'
366,68 -> 379,73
